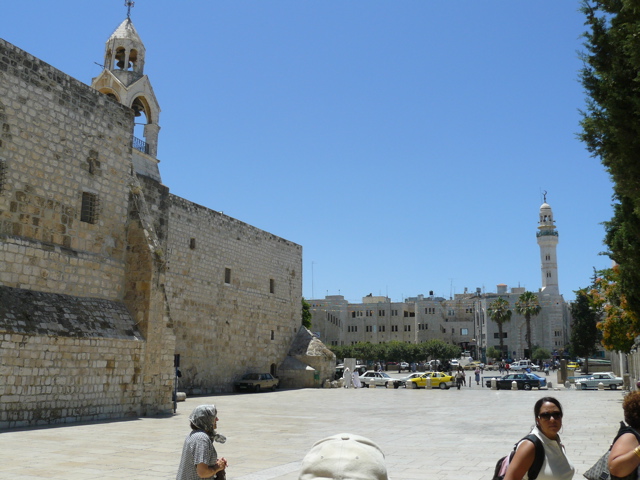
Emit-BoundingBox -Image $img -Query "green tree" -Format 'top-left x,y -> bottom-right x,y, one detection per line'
486,346 -> 502,362
301,297 -> 312,329
588,266 -> 638,353
515,291 -> 541,358
421,339 -> 460,366
487,297 -> 512,357
579,1 -> 640,322
531,347 -> 551,366
570,287 -> 602,373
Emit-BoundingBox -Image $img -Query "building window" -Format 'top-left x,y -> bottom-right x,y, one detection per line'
379,325 -> 386,332
80,192 -> 99,224
404,325 -> 411,332
271,330 -> 275,340
379,310 -> 385,316
270,278 -> 275,294
0,159 -> 6,193
461,328 -> 468,335
352,312 -> 356,318
391,325 -> 398,332
189,238 -> 196,249
493,332 -> 508,339
224,268 -> 231,284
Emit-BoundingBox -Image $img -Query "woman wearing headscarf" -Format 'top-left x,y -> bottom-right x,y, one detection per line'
176,405 -> 228,480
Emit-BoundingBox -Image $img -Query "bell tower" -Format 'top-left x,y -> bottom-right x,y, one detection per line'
91,2 -> 161,158
536,192 -> 559,295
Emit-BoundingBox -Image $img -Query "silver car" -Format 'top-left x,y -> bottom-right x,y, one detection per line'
359,371 -> 394,388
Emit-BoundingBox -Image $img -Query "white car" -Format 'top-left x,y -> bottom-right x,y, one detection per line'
359,371 -> 395,388
576,372 -> 623,390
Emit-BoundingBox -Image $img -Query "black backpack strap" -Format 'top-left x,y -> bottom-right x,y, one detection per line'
522,434 -> 545,480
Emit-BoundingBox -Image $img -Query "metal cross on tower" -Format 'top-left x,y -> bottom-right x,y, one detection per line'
125,0 -> 135,19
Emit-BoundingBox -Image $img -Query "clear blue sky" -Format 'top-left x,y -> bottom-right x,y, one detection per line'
2,1 -> 613,303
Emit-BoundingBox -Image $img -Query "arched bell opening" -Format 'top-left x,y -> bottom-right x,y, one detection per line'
131,96 -> 156,156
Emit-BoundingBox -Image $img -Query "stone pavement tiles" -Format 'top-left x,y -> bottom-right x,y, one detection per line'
0,386 -> 624,479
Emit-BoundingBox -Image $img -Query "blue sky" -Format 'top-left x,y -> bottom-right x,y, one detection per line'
2,1 -> 613,302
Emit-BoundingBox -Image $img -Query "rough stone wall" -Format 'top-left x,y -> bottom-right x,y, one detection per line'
0,39 -> 174,426
164,196 -> 303,393
0,38 -> 133,299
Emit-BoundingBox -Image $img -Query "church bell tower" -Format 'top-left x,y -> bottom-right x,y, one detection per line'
536,193 -> 559,295
91,2 -> 161,158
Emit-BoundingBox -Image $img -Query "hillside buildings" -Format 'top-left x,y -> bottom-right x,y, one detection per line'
309,200 -> 571,361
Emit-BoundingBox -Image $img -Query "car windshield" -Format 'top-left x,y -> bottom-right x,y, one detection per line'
242,374 -> 260,380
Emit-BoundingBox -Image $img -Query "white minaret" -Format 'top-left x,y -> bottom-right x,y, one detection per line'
536,193 -> 559,295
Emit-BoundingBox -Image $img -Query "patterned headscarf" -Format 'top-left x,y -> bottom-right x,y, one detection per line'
188,405 -> 227,444
189,405 -> 217,433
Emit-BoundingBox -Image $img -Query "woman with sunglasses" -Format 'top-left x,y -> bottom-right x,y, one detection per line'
505,397 -> 575,480
608,391 -> 640,478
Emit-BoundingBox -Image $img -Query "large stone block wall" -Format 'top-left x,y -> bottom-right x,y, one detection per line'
0,39 -> 174,427
0,38 -> 134,300
165,196 -> 303,393
0,333 -> 145,429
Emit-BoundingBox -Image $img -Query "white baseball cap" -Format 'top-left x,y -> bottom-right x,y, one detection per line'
299,433 -> 389,480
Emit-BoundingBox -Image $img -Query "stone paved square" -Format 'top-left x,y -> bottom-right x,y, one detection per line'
0,383 -> 625,479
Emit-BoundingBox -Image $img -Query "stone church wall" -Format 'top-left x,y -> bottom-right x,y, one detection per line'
0,39 -> 174,427
164,196 -> 303,393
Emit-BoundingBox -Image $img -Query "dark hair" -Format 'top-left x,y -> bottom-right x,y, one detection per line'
534,397 -> 563,418
623,391 -> 640,429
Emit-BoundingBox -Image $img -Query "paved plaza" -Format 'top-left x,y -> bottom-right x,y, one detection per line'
0,379 -> 627,479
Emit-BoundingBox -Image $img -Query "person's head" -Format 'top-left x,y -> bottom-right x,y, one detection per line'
622,391 -> 640,429
534,397 -> 563,439
299,433 -> 389,480
189,405 -> 218,435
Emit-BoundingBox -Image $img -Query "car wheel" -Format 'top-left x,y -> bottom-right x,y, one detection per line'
255,385 -> 261,393
610,384 -> 618,390
523,383 -> 532,390
582,383 -> 588,390
439,382 -> 447,390
411,382 -> 418,389
271,385 -> 277,392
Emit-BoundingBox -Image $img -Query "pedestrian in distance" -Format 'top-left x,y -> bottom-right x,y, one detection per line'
607,391 -> 640,478
176,405 -> 228,480
343,367 -> 351,389
455,369 -> 465,390
503,397 -> 574,480
475,367 -> 481,385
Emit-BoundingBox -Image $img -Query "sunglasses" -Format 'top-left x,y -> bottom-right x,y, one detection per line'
538,411 -> 563,420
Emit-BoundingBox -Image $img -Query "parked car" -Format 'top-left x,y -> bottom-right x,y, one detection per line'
576,372 -> 623,390
485,373 -> 547,390
510,360 -> 540,371
567,361 -> 580,370
406,372 -> 455,389
399,372 -> 423,386
359,371 -> 396,388
234,373 -> 279,392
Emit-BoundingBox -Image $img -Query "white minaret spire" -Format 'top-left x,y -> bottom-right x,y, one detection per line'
536,192 -> 559,295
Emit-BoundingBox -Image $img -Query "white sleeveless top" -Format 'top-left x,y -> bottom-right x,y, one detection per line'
518,427 -> 575,480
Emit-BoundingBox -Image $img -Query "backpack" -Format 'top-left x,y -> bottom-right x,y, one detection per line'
492,434 -> 544,480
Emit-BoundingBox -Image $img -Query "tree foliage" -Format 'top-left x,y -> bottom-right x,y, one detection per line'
487,297 -> 512,356
588,266 -> 638,353
328,340 -> 460,366
579,0 -> 640,321
486,346 -> 502,361
515,291 -> 541,357
531,347 -> 551,365
570,287 -> 602,364
301,297 -> 312,329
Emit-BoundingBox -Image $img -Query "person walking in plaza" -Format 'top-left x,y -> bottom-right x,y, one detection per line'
607,391 -> 640,478
503,397 -> 574,480
343,367 -> 351,388
176,404 -> 228,480
455,369 -> 465,390
474,367 -> 481,385
352,369 -> 362,388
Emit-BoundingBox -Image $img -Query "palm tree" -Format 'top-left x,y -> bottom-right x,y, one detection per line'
487,297 -> 512,358
515,291 -> 541,358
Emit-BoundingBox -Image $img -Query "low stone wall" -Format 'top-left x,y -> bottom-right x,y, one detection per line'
0,333 -> 146,428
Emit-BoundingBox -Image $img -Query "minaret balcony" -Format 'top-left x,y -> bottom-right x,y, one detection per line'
536,230 -> 559,237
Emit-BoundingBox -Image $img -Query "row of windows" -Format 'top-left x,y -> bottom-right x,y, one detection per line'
327,312 -> 341,327
0,160 -> 7,193
352,309 -> 402,317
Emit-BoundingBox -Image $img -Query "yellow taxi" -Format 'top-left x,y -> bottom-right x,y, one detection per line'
567,361 -> 580,370
406,372 -> 454,389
